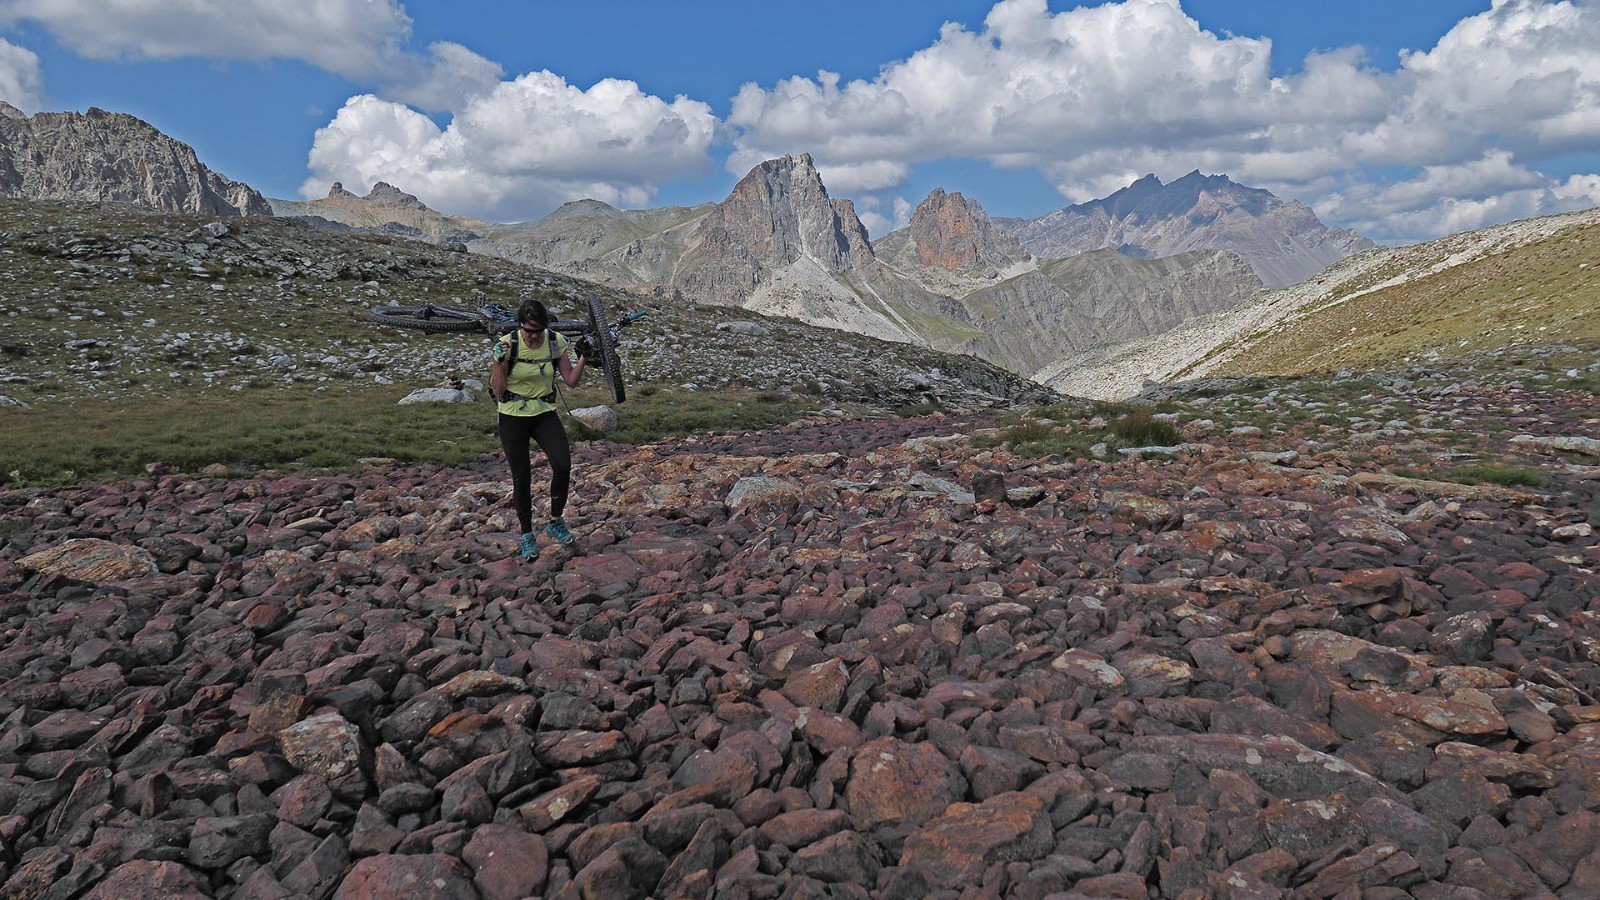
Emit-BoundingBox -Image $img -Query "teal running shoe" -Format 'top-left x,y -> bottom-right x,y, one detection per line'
519,532 -> 539,561
546,515 -> 576,545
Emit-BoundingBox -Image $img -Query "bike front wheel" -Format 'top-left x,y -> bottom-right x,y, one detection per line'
368,305 -> 483,333
586,294 -> 627,404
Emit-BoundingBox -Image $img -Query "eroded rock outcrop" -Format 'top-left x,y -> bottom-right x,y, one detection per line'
0,103 -> 269,216
875,188 -> 1031,274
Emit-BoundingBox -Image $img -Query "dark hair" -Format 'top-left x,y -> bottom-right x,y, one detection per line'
518,298 -> 549,328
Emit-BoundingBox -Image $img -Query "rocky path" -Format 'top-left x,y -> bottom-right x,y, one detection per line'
1,361 -> 1598,898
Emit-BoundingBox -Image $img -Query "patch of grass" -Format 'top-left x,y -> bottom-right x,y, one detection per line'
0,391 -> 499,484
1441,464 -> 1546,488
1092,400 -> 1135,418
1031,402 -> 1081,422
895,399 -> 946,418
1111,412 -> 1182,447
0,384 -> 825,484
1012,431 -> 1105,459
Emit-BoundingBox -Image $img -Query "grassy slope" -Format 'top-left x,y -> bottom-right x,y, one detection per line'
1214,221 -> 1600,375
0,201 -> 823,484
0,385 -> 818,485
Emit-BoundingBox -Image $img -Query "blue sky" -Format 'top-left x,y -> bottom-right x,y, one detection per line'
2,0 -> 1597,243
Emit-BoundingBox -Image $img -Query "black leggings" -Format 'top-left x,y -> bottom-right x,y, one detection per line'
498,411 -> 570,534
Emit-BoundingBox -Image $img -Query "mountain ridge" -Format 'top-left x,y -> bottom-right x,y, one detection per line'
0,102 -> 270,217
995,171 -> 1374,288
0,103 -> 1373,388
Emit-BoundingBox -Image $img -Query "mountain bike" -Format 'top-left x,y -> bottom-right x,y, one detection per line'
369,294 -> 645,403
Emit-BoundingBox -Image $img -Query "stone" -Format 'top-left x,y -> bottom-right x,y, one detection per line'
1510,433 -> 1600,456
280,712 -> 365,779
791,831 -> 883,884
571,836 -> 668,899
761,809 -> 851,849
188,814 -> 274,869
249,671 -> 310,734
971,472 -> 1007,503
899,791 -> 1053,881
1430,612 -> 1495,664
726,476 -> 799,509
68,858 -> 201,900
19,538 -> 157,583
398,387 -> 474,404
333,854 -> 479,900
845,737 -> 966,830
463,824 -> 548,900
782,657 -> 850,712
715,321 -> 770,337
1129,734 -> 1403,803
517,775 -> 602,831
570,405 -> 618,433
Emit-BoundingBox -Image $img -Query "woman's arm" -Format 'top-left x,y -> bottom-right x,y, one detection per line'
557,345 -> 585,388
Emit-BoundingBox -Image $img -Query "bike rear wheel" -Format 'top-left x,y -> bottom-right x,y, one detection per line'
368,305 -> 483,333
586,294 -> 627,404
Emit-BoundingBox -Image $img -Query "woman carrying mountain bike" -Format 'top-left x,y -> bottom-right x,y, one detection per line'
490,298 -> 586,561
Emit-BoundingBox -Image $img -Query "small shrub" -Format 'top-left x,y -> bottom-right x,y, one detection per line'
896,400 -> 943,418
1001,421 -> 1058,446
1011,430 -> 1105,461
1092,400 -> 1134,418
1444,464 -> 1545,488
1032,403 -> 1078,422
1111,412 -> 1181,447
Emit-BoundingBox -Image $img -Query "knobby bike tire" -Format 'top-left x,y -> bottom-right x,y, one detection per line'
367,306 -> 483,333
587,294 -> 627,404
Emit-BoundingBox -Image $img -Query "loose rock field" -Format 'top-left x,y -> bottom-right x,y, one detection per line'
1,356 -> 1598,899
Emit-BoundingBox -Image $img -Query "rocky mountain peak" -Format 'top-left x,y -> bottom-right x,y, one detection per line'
1102,173 -> 1167,220
683,151 -> 872,285
365,181 -> 427,209
892,188 -> 1031,272
326,182 -> 359,200
549,198 -> 622,219
0,105 -> 270,216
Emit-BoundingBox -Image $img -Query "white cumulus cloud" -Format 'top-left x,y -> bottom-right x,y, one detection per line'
728,0 -> 1600,243
0,0 -> 502,109
302,73 -> 718,220
0,35 -> 41,111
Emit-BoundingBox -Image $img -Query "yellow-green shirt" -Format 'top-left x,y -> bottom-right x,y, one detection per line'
495,330 -> 570,417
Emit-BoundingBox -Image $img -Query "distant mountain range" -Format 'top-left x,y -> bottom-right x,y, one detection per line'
268,181 -> 490,244
0,103 -> 1375,383
994,172 -> 1375,288
455,154 -> 1266,377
